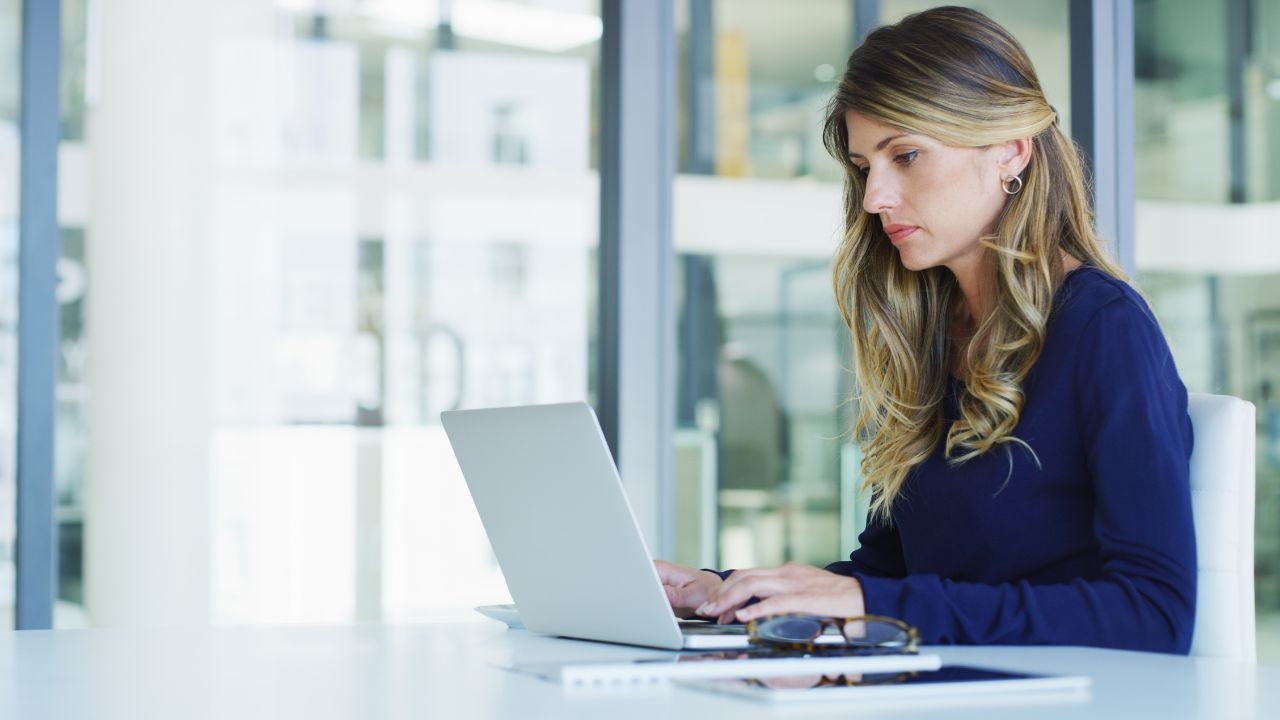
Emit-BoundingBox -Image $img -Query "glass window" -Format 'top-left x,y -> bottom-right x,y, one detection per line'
672,0 -> 1074,572
1135,0 -> 1231,203
1134,0 -> 1280,661
0,0 -> 19,629
55,0 -> 600,626
672,0 -> 853,571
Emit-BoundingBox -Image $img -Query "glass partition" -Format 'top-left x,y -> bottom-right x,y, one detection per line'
0,0 -> 19,629
38,0 -> 1280,661
671,0 -> 850,571
1133,0 -> 1280,661
671,0 -> 1075,572
54,0 -> 600,626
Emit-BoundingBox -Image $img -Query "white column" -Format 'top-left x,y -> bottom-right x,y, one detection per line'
84,0 -> 215,626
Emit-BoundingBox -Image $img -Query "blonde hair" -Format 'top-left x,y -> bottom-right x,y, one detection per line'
822,6 -> 1126,523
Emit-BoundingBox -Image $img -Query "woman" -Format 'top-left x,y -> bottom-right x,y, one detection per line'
657,6 -> 1196,654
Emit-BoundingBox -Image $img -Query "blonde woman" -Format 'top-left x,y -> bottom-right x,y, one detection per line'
657,6 -> 1196,653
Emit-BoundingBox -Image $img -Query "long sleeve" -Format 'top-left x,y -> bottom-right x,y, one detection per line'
839,293 -> 1197,653
825,513 -> 907,579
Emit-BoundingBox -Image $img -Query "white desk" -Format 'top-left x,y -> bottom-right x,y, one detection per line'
2,621 -> 1277,719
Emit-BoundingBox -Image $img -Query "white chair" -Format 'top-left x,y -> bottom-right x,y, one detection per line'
1187,392 -> 1257,661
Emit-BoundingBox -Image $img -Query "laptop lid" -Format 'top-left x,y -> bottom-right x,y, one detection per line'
441,402 -> 688,650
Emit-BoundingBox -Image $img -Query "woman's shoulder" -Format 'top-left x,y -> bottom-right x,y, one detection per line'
1053,265 -> 1156,332
1046,266 -> 1178,389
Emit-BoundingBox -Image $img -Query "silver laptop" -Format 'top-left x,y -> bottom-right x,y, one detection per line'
441,401 -> 751,650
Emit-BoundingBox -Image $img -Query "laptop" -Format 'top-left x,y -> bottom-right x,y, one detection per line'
441,401 -> 751,650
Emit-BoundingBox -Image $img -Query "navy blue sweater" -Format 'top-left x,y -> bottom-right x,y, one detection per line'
823,266 -> 1197,653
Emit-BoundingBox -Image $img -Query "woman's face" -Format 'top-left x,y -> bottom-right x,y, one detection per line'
844,111 -> 1013,276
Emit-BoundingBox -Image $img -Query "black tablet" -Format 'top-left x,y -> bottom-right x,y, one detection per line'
677,665 -> 1091,707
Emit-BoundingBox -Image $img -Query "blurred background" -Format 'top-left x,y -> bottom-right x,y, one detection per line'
0,0 -> 1278,660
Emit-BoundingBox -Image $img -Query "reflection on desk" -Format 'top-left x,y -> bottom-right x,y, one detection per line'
1,621 -> 1278,719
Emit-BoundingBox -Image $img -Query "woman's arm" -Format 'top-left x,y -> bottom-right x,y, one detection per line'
824,512 -> 908,579
849,296 -> 1196,652
707,296 -> 1197,653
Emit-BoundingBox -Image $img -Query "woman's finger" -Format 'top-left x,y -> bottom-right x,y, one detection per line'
701,574 -> 800,616
715,562 -> 815,600
697,589 -> 754,621
711,565 -> 786,602
733,594 -> 812,622
732,576 -> 866,622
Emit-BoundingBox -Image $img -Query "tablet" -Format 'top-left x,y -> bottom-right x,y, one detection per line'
677,665 -> 1091,706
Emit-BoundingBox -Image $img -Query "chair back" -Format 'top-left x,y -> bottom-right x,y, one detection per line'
1186,392 -> 1256,661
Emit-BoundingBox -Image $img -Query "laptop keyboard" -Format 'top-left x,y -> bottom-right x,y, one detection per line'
678,621 -> 747,635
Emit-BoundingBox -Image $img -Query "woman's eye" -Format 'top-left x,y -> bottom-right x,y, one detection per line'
854,151 -> 916,177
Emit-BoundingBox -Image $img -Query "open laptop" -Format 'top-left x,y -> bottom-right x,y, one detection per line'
441,401 -> 751,650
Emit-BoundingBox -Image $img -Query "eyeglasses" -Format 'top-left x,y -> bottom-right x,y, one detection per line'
745,613 -> 920,655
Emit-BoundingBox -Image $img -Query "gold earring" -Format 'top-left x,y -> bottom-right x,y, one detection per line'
1002,176 -> 1023,195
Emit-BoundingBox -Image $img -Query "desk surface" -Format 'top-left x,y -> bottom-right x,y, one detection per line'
2,620 -> 1278,719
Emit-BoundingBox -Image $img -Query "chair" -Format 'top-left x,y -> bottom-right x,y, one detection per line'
1186,392 -> 1257,661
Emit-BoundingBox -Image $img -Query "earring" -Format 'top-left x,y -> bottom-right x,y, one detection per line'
1001,175 -> 1023,195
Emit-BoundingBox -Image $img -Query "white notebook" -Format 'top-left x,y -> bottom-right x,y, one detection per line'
507,650 -> 942,688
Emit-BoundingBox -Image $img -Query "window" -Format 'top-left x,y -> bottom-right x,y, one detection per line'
0,0 -> 20,628
53,0 -> 601,626
671,0 -> 1075,572
1133,0 -> 1280,661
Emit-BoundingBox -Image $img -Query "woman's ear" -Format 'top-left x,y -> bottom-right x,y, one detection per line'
998,137 -> 1034,178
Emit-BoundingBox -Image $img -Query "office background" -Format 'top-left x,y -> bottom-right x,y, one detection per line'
1,0 -> 1278,659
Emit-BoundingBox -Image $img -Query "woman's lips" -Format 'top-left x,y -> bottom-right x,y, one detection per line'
883,224 -> 918,243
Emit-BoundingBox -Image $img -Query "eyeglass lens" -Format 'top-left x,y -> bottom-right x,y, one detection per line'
753,616 -> 826,643
754,616 -> 909,648
841,619 -> 910,647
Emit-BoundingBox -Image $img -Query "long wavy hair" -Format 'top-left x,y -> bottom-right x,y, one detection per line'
823,6 -> 1126,523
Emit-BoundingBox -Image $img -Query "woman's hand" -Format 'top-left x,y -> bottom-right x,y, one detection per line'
654,560 -> 723,619
696,562 -> 866,623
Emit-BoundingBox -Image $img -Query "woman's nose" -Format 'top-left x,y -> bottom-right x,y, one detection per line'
862,170 -> 898,215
